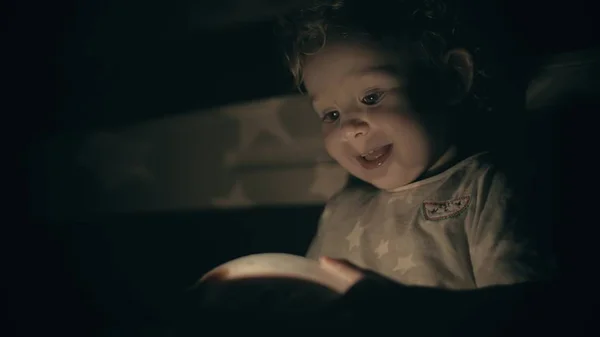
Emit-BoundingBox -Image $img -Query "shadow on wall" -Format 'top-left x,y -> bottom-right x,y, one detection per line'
30,94 -> 347,218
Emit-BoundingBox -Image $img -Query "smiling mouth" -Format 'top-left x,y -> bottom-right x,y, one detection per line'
356,144 -> 393,170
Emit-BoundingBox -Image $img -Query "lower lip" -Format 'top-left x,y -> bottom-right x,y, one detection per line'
356,144 -> 393,170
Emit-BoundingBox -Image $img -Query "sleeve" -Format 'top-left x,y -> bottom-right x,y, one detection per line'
466,167 -> 556,287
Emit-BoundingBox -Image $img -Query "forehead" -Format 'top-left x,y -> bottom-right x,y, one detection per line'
302,41 -> 405,97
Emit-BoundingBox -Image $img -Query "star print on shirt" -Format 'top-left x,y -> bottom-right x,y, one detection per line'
375,240 -> 389,258
346,221 -> 365,251
393,253 -> 417,274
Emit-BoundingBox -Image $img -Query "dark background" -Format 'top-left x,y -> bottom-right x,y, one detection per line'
12,0 -> 599,137
9,0 -> 598,336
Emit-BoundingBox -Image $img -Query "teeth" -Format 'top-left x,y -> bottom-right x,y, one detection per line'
361,150 -> 385,161
360,145 -> 390,161
362,153 -> 383,159
361,149 -> 377,156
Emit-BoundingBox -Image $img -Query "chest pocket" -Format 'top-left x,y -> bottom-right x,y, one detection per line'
422,196 -> 471,221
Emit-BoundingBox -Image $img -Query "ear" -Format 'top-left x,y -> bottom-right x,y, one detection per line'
443,48 -> 474,104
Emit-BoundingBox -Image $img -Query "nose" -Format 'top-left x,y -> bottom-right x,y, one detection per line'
341,118 -> 369,140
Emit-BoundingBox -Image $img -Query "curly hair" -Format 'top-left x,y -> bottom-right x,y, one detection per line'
278,1 -> 456,84
273,0 -> 523,119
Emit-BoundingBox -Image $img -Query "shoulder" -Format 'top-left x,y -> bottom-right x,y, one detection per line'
455,152 -> 526,190
461,152 -> 535,226
456,152 -> 503,178
438,152 -> 524,215
464,152 -> 527,198
439,152 -> 512,194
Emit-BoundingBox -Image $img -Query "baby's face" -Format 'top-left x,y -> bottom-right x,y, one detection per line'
303,41 -> 448,190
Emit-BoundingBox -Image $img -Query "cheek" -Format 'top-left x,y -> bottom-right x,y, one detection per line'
322,126 -> 342,156
373,109 -> 434,155
370,104 -> 423,133
367,94 -> 412,123
321,123 -> 336,137
322,126 -> 358,167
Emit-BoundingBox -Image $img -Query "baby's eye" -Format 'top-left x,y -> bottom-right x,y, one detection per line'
360,91 -> 385,106
322,110 -> 340,123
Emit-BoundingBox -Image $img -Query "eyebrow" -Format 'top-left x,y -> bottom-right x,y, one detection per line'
310,64 -> 399,104
351,64 -> 399,77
